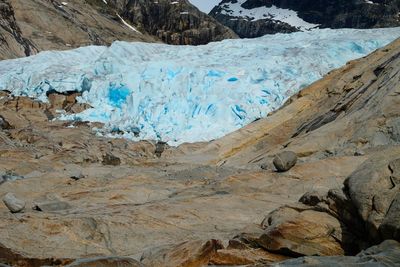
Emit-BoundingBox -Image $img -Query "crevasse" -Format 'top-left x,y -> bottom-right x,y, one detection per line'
0,28 -> 399,145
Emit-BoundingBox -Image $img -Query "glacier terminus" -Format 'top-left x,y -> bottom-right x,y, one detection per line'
0,28 -> 399,145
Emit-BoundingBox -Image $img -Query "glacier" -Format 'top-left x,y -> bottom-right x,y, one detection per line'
0,28 -> 399,145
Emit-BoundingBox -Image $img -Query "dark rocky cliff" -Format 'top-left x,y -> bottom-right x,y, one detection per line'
0,0 -> 237,60
120,0 -> 238,45
211,0 -> 400,38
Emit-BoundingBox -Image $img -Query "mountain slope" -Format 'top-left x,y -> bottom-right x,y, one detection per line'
210,0 -> 400,38
0,0 -> 237,60
119,0 -> 238,45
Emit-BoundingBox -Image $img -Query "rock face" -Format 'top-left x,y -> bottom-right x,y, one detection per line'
0,0 -> 236,60
210,0 -> 400,38
0,1 -> 37,61
120,0 -> 237,45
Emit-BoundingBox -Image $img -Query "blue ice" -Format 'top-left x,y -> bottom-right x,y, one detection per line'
0,28 -> 399,145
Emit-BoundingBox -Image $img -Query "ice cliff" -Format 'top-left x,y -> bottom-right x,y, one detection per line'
0,28 -> 399,145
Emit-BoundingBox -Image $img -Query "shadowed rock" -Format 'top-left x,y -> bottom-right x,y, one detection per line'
271,240 -> 400,266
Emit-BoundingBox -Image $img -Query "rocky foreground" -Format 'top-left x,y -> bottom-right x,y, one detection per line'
0,38 -> 400,266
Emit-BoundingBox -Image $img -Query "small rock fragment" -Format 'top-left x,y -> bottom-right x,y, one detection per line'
273,151 -> 297,172
260,163 -> 268,170
2,193 -> 25,213
0,115 -> 12,129
102,153 -> 121,166
155,141 -> 167,157
354,149 -> 365,156
299,190 -> 326,206
1,171 -> 24,182
70,170 -> 85,180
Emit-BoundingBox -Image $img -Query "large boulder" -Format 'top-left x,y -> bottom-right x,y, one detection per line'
344,152 -> 400,242
273,151 -> 297,172
258,204 -> 346,256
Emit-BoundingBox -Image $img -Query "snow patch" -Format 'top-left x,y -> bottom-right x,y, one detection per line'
219,0 -> 319,30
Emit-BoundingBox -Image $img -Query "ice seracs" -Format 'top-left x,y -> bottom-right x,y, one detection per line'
0,28 -> 399,145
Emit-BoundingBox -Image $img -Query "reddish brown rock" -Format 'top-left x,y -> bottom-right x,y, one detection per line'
140,240 -> 223,267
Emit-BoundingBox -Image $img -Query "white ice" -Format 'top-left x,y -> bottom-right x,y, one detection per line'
0,28 -> 399,145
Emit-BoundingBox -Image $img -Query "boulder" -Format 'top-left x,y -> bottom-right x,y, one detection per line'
258,205 -> 345,256
344,154 -> 400,242
273,151 -> 297,172
140,240 -> 223,267
2,193 -> 25,213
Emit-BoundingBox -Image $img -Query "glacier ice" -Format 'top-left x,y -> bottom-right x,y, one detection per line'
0,28 -> 399,145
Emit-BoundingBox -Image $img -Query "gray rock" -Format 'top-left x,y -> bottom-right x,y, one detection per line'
102,153 -> 121,166
273,151 -> 297,172
64,165 -> 85,180
380,193 -> 400,241
1,171 -> 24,182
0,115 -> 12,129
299,190 -> 326,206
155,141 -> 167,157
387,117 -> 400,142
69,170 -> 85,181
272,240 -> 400,267
33,200 -> 72,213
344,153 -> 400,242
371,131 -> 391,147
65,256 -> 144,267
2,193 -> 25,213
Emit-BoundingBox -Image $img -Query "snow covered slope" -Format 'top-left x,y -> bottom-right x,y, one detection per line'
210,0 -> 400,38
0,28 -> 399,145
216,0 -> 318,30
